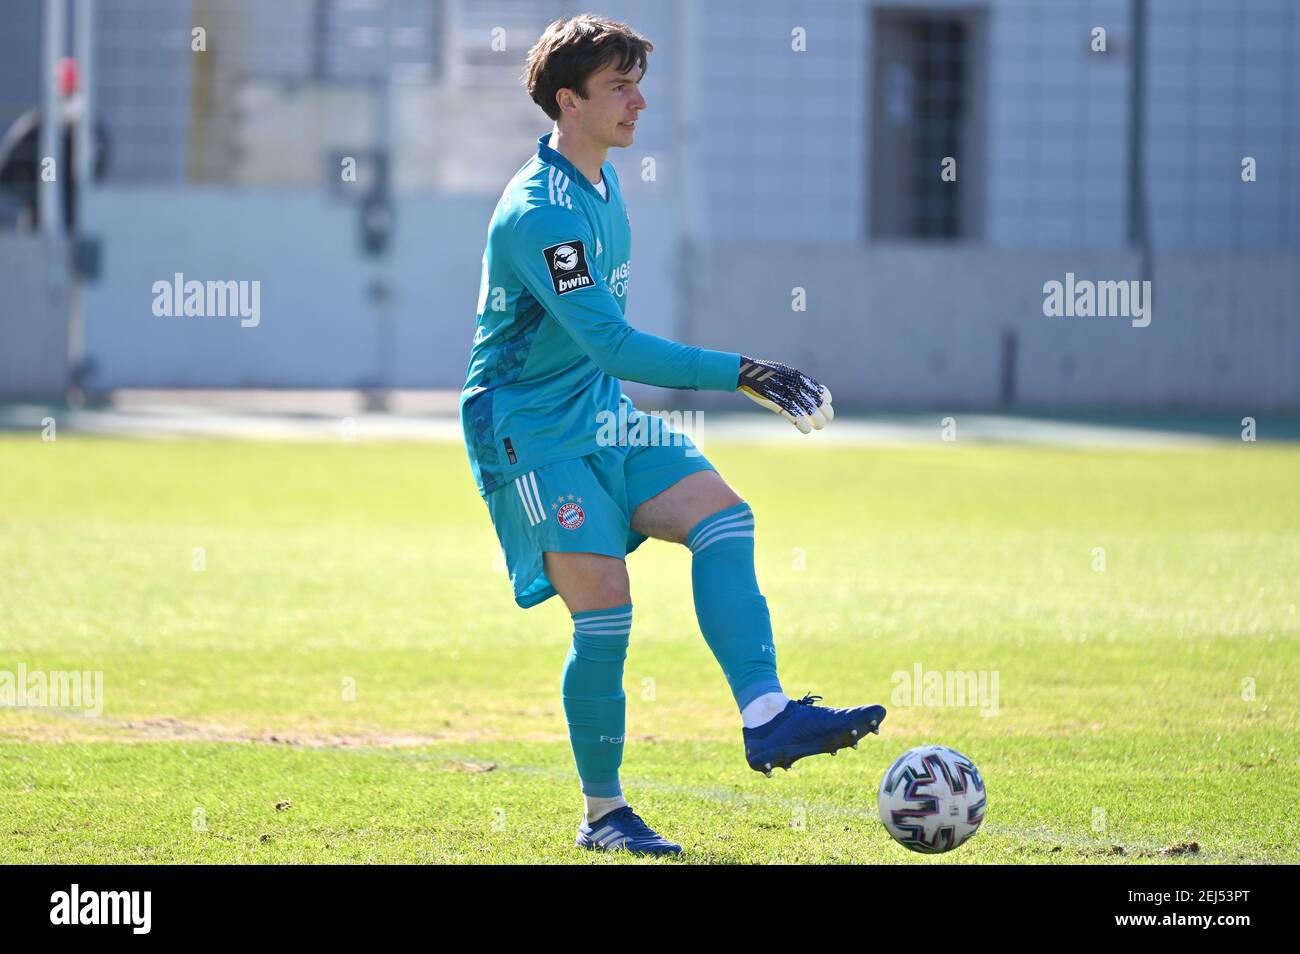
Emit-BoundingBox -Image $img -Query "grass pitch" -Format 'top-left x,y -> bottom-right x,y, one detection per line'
1,432 -> 1296,863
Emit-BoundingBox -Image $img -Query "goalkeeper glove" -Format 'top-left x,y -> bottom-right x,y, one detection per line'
737,356 -> 834,434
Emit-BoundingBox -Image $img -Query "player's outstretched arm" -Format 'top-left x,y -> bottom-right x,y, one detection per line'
512,206 -> 834,432
513,206 -> 739,392
737,357 -> 834,434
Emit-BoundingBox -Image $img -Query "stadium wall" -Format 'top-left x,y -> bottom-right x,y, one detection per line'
69,187 -> 1299,409
76,189 -> 677,391
692,245 -> 1300,411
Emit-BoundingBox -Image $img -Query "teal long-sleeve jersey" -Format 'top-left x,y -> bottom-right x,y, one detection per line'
460,134 -> 741,496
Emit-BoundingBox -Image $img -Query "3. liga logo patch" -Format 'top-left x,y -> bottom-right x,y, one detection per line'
543,240 -> 593,296
551,495 -> 586,530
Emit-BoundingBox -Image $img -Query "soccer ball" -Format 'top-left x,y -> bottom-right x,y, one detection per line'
877,745 -> 986,853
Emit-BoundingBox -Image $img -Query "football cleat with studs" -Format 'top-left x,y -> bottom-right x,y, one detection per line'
744,694 -> 886,777
575,806 -> 683,857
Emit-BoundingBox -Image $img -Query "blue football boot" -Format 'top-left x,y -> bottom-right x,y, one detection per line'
744,693 -> 887,776
575,806 -> 683,857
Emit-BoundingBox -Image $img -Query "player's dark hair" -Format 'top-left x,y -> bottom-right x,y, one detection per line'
523,14 -> 652,121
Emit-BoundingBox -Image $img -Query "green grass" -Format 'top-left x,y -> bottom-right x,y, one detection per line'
1,434 -> 1297,863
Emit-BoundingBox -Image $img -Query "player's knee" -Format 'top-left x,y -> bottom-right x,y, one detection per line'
573,572 -> 632,613
546,552 -> 630,611
704,497 -> 750,523
675,492 -> 748,547
716,489 -> 745,511
684,499 -> 756,552
592,587 -> 632,611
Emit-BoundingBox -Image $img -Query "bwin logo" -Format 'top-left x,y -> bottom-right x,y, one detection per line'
544,240 -> 593,296
552,245 -> 579,271
50,884 -> 152,934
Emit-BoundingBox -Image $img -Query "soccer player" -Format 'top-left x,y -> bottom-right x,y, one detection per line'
461,14 -> 886,857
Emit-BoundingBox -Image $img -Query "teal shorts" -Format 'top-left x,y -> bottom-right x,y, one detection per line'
484,413 -> 715,608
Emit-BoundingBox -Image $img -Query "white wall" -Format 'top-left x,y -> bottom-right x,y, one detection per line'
18,190 -> 1297,410
78,187 -> 678,390
690,244 -> 1300,409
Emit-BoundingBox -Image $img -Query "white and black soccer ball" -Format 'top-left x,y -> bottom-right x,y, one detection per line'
878,745 -> 986,854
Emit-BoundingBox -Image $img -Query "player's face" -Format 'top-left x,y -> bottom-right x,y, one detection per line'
576,60 -> 646,148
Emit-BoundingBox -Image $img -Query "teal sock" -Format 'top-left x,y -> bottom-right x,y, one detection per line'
561,604 -> 632,798
687,503 -> 784,712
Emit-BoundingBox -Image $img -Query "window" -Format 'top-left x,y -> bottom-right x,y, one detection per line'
870,7 -> 986,239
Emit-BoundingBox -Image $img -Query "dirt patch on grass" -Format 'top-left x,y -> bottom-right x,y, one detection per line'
121,717 -> 447,748
0,712 -> 564,748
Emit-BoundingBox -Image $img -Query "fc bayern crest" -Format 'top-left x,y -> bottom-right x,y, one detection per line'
556,501 -> 585,530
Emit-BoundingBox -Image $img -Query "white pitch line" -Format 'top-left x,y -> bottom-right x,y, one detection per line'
0,404 -> 1244,448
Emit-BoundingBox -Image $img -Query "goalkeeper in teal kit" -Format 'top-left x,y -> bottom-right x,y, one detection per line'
461,15 -> 886,856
